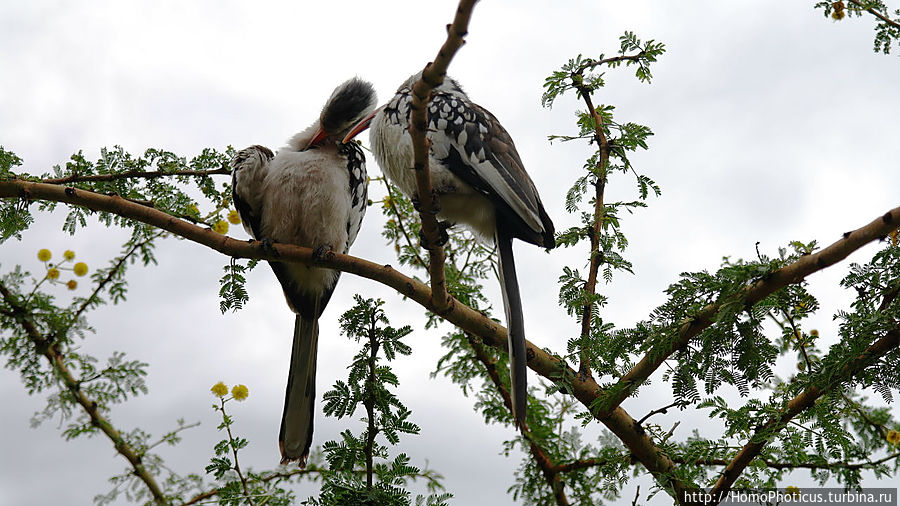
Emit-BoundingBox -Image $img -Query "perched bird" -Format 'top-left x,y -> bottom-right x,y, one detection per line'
343,72 -> 554,428
231,77 -> 377,466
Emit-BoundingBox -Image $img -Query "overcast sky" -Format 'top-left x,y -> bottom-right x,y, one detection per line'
2,1 -> 900,505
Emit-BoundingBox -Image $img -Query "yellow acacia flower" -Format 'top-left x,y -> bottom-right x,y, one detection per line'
227,209 -> 241,225
38,249 -> 51,262
382,196 -> 393,209
231,384 -> 249,401
891,229 -> 899,247
785,486 -> 801,498
47,268 -> 60,280
63,250 -> 76,261
832,9 -> 845,20
211,382 -> 229,397
66,280 -> 78,290
888,430 -> 900,446
213,220 -> 229,235
73,262 -> 88,277
810,329 -> 819,337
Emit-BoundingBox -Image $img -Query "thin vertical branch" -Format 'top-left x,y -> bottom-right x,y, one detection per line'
573,77 -> 610,379
220,399 -> 255,506
364,312 -> 380,490
407,0 -> 478,313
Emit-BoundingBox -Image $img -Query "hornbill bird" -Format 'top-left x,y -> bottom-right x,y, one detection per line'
343,72 -> 555,428
231,77 -> 377,466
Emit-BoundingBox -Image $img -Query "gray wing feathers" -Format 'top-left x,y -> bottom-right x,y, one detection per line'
428,97 -> 546,237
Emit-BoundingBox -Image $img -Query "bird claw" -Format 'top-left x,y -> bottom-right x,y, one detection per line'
259,238 -> 278,257
411,190 -> 442,216
312,245 -> 333,261
418,221 -> 451,249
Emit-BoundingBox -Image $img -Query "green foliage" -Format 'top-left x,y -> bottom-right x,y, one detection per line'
814,0 -> 900,54
219,258 -> 259,313
2,9 -> 900,505
314,296 -> 449,506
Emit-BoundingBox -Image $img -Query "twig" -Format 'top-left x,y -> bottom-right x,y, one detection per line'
218,397 -> 255,506
364,311 -> 380,490
846,0 -> 900,30
636,401 -> 683,426
0,280 -> 168,506
42,167 -> 230,185
382,179 -> 428,268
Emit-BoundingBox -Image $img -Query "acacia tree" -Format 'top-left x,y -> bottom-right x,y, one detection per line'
2,2 -> 900,505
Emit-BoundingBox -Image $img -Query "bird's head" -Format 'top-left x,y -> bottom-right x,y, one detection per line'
342,71 -> 467,144
305,77 -> 377,150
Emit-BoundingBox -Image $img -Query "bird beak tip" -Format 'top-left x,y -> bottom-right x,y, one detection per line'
305,127 -> 328,150
341,109 -> 379,144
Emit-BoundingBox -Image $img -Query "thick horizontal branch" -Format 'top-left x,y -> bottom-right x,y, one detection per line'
555,451 -> 900,474
0,180 -> 697,496
41,167 -> 230,185
598,206 -> 900,415
0,280 -> 168,505
6,180 -> 898,500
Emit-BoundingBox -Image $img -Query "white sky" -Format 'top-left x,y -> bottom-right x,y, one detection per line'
2,1 -> 900,505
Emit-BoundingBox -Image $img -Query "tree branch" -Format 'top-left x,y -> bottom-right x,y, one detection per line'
41,167 -> 230,185
707,326 -> 900,501
847,0 -> 900,30
5,180 -> 899,500
406,0 -> 478,314
466,334 -> 569,505
0,280 -> 168,506
574,76 -> 610,380
596,208 -> 900,416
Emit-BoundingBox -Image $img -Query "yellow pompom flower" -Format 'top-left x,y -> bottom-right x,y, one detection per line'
73,262 -> 88,277
211,382 -> 229,397
227,209 -> 242,225
231,384 -> 249,401
810,329 -> 819,337
66,280 -> 78,290
891,228 -> 899,247
213,220 -> 229,234
47,268 -> 60,280
63,250 -> 76,260
785,486 -> 801,498
887,430 -> 900,446
37,249 -> 52,262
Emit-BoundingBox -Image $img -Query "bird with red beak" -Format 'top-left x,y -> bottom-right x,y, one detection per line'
232,76 -> 377,466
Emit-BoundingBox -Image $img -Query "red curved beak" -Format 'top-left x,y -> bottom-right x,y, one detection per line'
342,107 -> 382,144
305,127 -> 328,150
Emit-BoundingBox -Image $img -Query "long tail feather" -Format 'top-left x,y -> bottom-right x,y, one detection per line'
279,311 -> 320,466
496,226 -> 527,428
